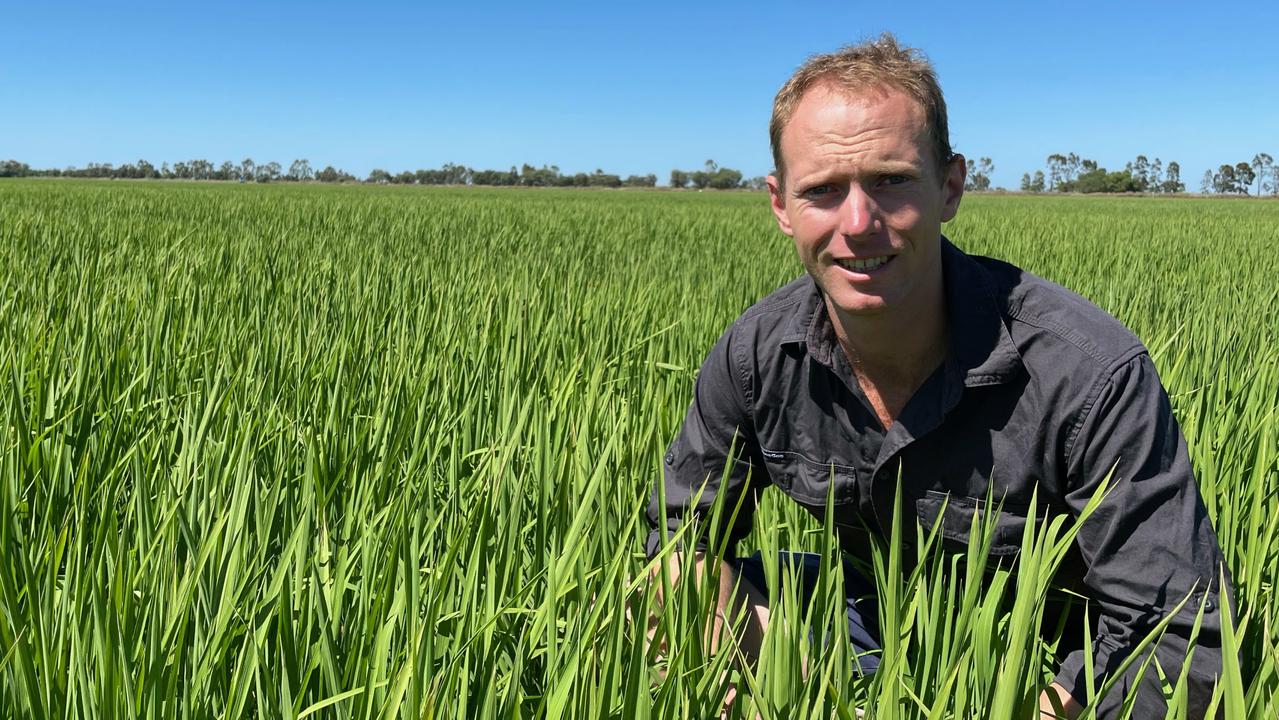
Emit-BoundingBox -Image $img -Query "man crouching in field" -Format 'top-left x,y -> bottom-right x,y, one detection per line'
646,34 -> 1230,718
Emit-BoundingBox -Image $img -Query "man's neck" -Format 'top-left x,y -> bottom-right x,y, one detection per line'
825,282 -> 948,428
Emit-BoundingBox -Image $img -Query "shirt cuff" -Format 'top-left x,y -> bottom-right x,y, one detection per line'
644,521 -> 714,561
1053,648 -> 1089,705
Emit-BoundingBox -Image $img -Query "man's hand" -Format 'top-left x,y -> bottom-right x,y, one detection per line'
646,552 -> 772,720
1039,682 -> 1081,718
646,552 -> 768,662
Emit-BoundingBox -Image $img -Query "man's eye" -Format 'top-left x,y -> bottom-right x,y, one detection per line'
881,175 -> 910,186
804,184 -> 834,197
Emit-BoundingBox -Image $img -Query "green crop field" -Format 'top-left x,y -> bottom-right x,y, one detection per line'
1,181 -> 1276,718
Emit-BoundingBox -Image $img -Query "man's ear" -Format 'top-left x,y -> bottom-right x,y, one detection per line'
940,154 -> 966,223
766,174 -> 794,236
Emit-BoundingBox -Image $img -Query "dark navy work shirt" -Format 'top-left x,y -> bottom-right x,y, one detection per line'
646,238 -> 1230,717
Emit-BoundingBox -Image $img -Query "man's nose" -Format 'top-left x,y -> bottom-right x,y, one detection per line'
837,185 -> 878,238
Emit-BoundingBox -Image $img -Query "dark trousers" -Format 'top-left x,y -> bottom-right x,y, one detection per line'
730,551 -> 882,675
730,550 -> 1093,682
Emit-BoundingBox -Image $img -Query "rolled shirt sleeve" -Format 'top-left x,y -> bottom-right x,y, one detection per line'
645,325 -> 770,560
1058,352 -> 1232,717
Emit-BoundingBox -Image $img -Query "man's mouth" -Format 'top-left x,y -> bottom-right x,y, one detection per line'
835,255 -> 893,273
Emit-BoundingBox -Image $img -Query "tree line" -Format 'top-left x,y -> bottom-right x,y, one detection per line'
1014,153 -> 1187,194
1200,154 -> 1276,195
5,154 -> 1277,195
368,164 -> 661,188
0,158 -> 758,190
1010,152 -> 1278,195
669,160 -> 767,190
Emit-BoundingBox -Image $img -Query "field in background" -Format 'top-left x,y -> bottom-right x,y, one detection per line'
1,182 -> 1276,718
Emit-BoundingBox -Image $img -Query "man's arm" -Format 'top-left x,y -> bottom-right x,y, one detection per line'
647,551 -> 769,665
1039,682 -> 1083,718
645,325 -> 768,561
1058,351 -> 1231,717
644,322 -> 774,704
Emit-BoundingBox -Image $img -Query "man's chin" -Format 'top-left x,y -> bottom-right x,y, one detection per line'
824,292 -> 892,320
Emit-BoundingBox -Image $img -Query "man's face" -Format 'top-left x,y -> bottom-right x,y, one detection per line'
767,85 -> 965,320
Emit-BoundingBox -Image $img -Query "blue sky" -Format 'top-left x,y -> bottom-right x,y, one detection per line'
4,1 -> 1276,189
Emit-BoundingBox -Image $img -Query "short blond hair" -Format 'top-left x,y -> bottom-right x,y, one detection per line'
769,33 -> 954,187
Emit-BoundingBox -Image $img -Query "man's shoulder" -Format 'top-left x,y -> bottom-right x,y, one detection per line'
731,274 -> 818,334
971,253 -> 1147,373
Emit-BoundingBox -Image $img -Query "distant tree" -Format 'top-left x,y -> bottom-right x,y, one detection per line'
519,164 -> 563,187
1251,153 -> 1273,196
966,157 -> 993,191
1112,171 -> 1140,192
256,161 -> 282,183
1075,168 -> 1105,193
1234,162 -> 1255,195
745,176 -> 767,191
1030,170 -> 1046,193
367,168 -> 392,184
587,169 -> 622,188
1212,165 -> 1239,194
1149,158 -> 1163,192
1054,156 -> 1092,192
287,159 -> 313,182
315,166 -> 337,182
1201,170 -> 1215,194
708,167 -> 743,189
622,174 -> 657,187
0,160 -> 32,177
412,162 -> 472,186
1046,154 -> 1067,191
1160,161 -> 1183,193
239,158 -> 255,183
1131,155 -> 1150,191
444,163 -> 472,185
190,159 -> 213,180
1020,173 -> 1033,192
1046,153 -> 1090,190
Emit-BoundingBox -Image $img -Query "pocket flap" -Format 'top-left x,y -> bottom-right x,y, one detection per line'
915,491 -> 1027,557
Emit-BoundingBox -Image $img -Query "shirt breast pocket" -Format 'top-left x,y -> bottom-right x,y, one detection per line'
760,447 -> 858,506
915,490 -> 1028,557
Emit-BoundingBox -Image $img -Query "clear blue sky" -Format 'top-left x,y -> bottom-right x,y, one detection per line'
4,1 -> 1276,189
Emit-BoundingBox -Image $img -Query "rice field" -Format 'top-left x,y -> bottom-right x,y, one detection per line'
0,180 -> 1276,718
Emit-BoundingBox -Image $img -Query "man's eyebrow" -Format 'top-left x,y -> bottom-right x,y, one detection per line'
866,160 -> 923,175
792,161 -> 924,189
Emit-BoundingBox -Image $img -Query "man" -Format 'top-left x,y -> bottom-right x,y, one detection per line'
647,34 -> 1229,718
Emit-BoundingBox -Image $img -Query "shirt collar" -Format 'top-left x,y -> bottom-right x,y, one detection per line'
779,236 -> 1024,387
